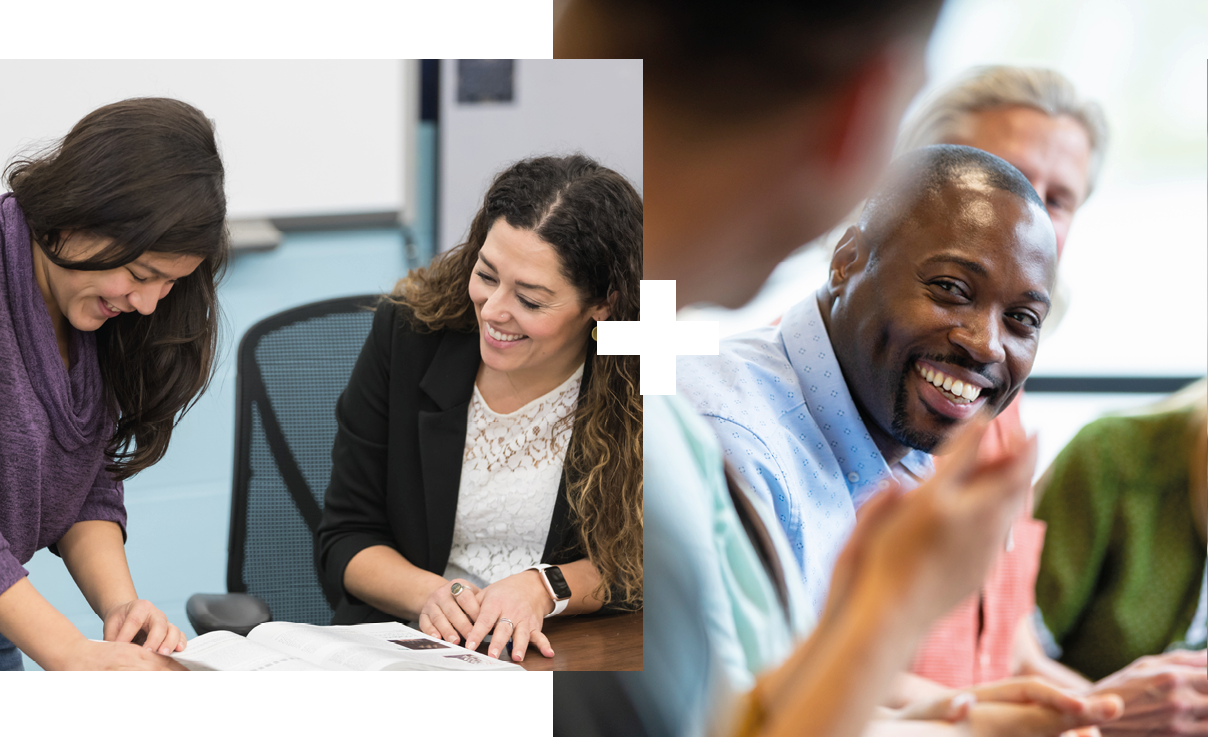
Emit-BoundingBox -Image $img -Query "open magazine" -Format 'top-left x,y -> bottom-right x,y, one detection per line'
172,621 -> 524,672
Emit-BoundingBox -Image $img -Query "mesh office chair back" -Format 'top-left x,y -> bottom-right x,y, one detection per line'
227,295 -> 379,626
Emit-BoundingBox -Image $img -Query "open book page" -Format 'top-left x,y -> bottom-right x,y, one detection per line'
171,630 -> 325,671
247,622 -> 524,671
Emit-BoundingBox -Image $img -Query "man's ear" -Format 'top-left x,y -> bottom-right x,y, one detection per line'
590,291 -> 617,322
827,226 -> 866,297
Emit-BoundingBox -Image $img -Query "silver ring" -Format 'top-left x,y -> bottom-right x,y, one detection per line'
498,617 -> 514,632
450,582 -> 466,597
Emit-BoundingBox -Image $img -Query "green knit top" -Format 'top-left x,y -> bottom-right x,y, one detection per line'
1035,407 -> 1207,681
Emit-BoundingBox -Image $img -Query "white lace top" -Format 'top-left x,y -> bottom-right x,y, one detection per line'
442,364 -> 584,588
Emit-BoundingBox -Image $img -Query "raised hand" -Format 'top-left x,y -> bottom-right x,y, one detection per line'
841,419 -> 1038,633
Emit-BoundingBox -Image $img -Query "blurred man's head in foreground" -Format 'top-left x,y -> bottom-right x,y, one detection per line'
556,0 -> 948,308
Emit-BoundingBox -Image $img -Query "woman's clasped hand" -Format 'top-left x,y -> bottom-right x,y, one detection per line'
418,572 -> 556,662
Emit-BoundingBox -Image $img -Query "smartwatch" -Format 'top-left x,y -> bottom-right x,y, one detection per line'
527,564 -> 571,617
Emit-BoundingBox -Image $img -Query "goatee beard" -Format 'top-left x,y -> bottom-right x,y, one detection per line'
889,361 -> 952,453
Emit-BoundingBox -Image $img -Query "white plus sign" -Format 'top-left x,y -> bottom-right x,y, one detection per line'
596,280 -> 719,395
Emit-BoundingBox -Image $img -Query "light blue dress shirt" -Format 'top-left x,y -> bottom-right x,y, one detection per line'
678,295 -> 934,616
624,394 -> 814,737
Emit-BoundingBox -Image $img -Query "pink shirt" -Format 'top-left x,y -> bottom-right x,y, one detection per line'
908,395 -> 1047,687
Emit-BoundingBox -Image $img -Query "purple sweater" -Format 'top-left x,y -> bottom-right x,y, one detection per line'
0,194 -> 126,595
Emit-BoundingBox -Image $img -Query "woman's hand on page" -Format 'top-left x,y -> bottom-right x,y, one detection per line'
102,598 -> 186,655
465,570 -> 555,662
417,578 -> 481,645
62,639 -> 187,671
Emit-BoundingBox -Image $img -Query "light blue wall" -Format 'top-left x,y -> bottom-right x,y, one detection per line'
413,121 -> 438,267
21,228 -> 409,669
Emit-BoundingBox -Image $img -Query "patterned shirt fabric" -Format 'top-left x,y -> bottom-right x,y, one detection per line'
443,364 -> 582,588
678,295 -> 933,615
1035,406 -> 1208,680
909,391 -> 1050,687
626,394 -> 813,737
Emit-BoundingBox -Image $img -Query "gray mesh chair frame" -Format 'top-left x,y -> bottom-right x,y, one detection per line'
187,294 -> 379,636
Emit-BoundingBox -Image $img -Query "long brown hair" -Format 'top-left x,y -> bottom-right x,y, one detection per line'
393,155 -> 642,608
6,97 -> 229,481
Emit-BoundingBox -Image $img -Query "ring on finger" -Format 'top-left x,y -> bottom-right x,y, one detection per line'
450,582 -> 466,597
498,617 -> 514,634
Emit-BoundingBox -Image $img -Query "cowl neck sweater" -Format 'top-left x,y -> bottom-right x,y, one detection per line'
1,193 -> 106,451
0,193 -> 125,595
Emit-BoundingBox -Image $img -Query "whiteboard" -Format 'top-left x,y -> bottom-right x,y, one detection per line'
0,60 -> 407,221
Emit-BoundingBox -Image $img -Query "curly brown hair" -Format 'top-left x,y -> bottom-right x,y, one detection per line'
391,154 -> 642,609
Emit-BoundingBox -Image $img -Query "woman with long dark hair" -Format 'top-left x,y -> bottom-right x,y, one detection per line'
318,155 -> 642,663
0,97 -> 227,670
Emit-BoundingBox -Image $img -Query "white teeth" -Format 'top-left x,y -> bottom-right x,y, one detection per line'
486,324 -> 524,342
915,362 -> 983,403
103,299 -> 120,314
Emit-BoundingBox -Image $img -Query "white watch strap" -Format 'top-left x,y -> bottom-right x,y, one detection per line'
527,564 -> 568,617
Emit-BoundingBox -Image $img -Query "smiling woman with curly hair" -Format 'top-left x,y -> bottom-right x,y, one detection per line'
318,154 -> 642,664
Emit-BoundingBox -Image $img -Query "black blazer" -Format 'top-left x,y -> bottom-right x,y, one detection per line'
317,301 -> 591,625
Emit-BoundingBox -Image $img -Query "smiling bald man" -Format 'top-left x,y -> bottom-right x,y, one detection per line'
677,145 -> 1057,613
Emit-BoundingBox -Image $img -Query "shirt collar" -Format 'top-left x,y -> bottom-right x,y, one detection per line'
779,296 -> 933,504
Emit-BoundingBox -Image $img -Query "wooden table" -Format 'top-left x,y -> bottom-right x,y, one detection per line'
473,611 -> 642,671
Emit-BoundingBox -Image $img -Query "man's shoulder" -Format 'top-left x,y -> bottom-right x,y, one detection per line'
677,325 -> 803,418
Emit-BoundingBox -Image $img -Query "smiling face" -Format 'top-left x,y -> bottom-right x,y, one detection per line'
468,218 -> 612,386
825,182 -> 1057,457
945,106 -> 1091,258
32,230 -> 204,333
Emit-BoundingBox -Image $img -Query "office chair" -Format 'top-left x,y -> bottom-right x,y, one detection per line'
186,294 -> 380,636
